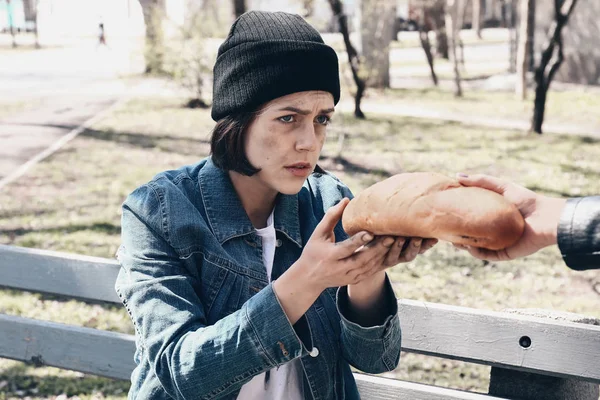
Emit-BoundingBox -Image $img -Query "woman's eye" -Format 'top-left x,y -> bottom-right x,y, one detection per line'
315,115 -> 331,125
278,115 -> 295,123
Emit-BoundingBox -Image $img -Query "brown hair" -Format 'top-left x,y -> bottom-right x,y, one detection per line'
210,112 -> 260,176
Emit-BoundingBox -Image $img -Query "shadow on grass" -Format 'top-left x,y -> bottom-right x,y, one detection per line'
6,122 -> 211,151
559,163 -> 600,178
81,128 -> 211,148
575,135 -> 600,145
340,117 -> 477,138
0,361 -> 130,398
319,155 -> 394,178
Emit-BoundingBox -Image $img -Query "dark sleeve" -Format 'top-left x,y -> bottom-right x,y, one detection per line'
557,196 -> 600,271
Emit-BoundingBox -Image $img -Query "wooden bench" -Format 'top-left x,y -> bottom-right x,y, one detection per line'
1,244 -> 599,399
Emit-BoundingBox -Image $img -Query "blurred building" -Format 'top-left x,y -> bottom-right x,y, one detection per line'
535,0 -> 600,85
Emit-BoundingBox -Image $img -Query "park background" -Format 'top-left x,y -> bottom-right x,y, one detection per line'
0,0 -> 599,398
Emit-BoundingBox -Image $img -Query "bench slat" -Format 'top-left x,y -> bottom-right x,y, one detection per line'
0,314 -> 503,399
0,313 -> 136,380
399,299 -> 600,383
0,244 -> 121,304
354,374 -> 507,399
2,244 -> 599,383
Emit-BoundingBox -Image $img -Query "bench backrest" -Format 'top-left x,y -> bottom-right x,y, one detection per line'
1,244 -> 599,399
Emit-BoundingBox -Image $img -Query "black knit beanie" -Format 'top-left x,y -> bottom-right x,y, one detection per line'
211,11 -> 341,121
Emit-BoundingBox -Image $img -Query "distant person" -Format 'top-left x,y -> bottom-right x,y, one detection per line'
97,23 -> 107,47
455,173 -> 599,271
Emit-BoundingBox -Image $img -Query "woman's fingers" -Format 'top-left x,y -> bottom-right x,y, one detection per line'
343,236 -> 391,273
383,237 -> 405,266
398,237 -> 422,262
419,238 -> 438,254
334,231 -> 375,259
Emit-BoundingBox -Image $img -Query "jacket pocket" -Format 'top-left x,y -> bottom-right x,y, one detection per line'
179,250 -> 248,325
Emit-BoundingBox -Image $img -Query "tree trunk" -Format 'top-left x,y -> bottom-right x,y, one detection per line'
360,0 -> 396,89
418,8 -> 438,86
508,0 -> 517,73
436,30 -> 449,59
328,0 -> 367,118
472,0 -> 482,38
516,0 -> 532,99
10,26 -> 17,48
527,0 -> 536,72
7,0 -> 17,48
233,0 -> 246,19
457,0 -> 466,66
446,0 -> 463,96
431,1 -> 449,59
531,0 -> 578,134
140,0 -> 166,74
22,0 -> 39,47
32,0 -> 39,48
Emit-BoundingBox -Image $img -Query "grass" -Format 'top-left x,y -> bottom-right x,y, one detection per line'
390,59 -> 510,81
362,86 -> 600,131
1,93 -> 600,398
0,100 -> 42,120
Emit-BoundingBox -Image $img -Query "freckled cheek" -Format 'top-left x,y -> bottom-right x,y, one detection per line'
316,131 -> 327,149
250,135 -> 283,167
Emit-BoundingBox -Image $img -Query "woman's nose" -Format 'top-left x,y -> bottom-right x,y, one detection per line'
295,123 -> 318,152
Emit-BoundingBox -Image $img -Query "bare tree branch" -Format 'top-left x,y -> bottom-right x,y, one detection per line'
516,0 -> 533,99
328,0 -> 366,119
418,7 -> 439,86
446,0 -> 463,97
531,0 -> 578,133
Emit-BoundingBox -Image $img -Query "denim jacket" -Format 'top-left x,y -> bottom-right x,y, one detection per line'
115,157 -> 402,400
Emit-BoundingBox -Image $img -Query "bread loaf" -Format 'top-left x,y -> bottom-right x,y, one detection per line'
341,172 -> 525,250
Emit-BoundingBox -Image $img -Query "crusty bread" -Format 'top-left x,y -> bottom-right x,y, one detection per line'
341,172 -> 525,250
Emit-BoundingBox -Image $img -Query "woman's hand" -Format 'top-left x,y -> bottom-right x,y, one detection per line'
364,235 -> 438,270
296,198 -> 437,291
273,198 -> 436,324
455,173 -> 566,261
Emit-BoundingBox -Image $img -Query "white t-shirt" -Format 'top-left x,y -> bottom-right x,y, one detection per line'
237,212 -> 304,400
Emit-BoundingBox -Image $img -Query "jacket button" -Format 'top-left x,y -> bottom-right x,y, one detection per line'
309,347 -> 319,358
276,239 -> 283,247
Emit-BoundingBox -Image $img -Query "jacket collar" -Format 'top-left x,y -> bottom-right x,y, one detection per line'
198,158 -> 302,247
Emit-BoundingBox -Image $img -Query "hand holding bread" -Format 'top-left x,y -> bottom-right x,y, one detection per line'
342,172 -> 526,251
454,174 -> 566,260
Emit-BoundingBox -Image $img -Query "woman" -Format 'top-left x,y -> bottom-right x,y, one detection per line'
115,11 -> 436,399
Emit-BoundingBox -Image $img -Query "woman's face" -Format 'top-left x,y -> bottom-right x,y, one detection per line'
243,90 -> 335,195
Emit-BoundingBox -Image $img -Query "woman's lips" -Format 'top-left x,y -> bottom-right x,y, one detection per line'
285,163 -> 312,177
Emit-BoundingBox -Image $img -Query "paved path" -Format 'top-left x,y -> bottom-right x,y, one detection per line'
0,43 -> 143,187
